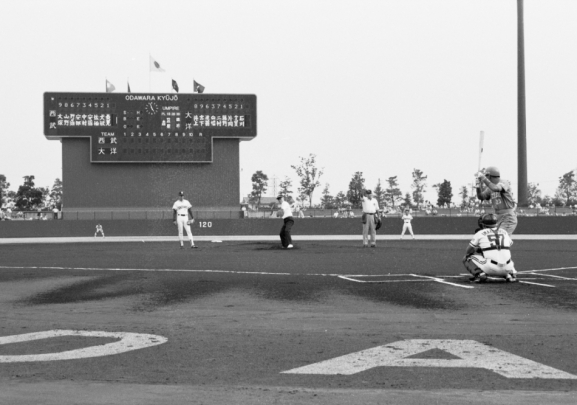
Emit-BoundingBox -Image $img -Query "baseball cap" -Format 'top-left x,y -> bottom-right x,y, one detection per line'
276,195 -> 283,200
365,189 -> 372,195
178,191 -> 184,196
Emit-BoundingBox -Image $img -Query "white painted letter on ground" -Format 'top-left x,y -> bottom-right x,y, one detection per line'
0,330 -> 167,362
282,339 -> 577,379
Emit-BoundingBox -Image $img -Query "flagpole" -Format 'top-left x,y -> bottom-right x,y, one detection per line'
148,53 -> 151,92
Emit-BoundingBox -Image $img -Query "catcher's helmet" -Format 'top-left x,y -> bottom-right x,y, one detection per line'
485,166 -> 500,177
478,213 -> 498,229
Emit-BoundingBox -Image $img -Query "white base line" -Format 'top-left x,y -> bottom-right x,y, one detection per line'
525,272 -> 577,281
409,274 -> 474,289
337,276 -> 428,283
518,281 -> 555,287
518,266 -> 577,274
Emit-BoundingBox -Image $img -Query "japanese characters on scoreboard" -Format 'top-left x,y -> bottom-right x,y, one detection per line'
44,93 -> 257,163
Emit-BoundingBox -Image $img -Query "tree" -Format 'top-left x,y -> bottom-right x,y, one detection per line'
49,178 -> 63,209
526,182 -> 542,205
403,192 -> 413,208
552,189 -> 567,207
557,171 -> 576,202
249,171 -> 268,209
346,172 -> 365,208
459,185 -> 469,206
433,180 -> 453,207
15,175 -> 44,210
410,169 -> 428,207
320,183 -> 335,209
373,179 -> 387,209
334,191 -> 347,208
385,176 -> 402,207
0,174 -> 9,205
291,154 -> 324,208
278,177 -> 294,203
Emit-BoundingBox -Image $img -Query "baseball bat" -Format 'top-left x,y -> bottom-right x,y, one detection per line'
473,131 -> 484,193
477,131 -> 484,175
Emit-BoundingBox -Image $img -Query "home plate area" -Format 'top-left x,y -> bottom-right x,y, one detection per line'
338,266 -> 577,289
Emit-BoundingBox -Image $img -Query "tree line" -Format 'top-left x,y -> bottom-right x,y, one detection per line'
0,175 -> 62,211
249,157 -> 577,209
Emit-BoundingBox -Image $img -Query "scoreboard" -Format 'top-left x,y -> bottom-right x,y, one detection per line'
44,92 -> 257,163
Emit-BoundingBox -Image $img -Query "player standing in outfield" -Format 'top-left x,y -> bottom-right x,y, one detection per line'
476,166 -> 517,236
400,208 -> 415,240
172,191 -> 197,249
94,224 -> 105,238
276,195 -> 294,249
361,189 -> 380,248
463,213 -> 517,283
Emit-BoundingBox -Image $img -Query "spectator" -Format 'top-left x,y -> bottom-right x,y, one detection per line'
52,206 -> 59,220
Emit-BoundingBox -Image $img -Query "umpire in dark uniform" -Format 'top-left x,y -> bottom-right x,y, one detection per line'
276,195 -> 294,249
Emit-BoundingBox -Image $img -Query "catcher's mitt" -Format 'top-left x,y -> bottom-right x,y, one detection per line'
276,209 -> 284,218
187,219 -> 195,225
375,216 -> 382,230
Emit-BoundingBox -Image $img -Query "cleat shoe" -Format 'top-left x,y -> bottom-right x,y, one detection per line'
287,244 -> 293,249
478,272 -> 487,283
191,245 -> 198,249
180,245 -> 184,249
370,245 -> 376,248
506,274 -> 518,283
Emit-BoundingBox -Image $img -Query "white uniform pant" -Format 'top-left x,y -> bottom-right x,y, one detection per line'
466,254 -> 516,277
362,214 -> 377,245
401,223 -> 414,236
177,215 -> 194,244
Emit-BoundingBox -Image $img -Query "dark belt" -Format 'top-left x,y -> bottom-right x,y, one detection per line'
491,259 -> 511,265
482,246 -> 510,251
178,214 -> 186,216
363,213 -> 375,215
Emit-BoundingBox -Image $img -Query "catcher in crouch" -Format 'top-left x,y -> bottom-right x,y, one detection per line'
463,213 -> 517,283
172,191 -> 197,249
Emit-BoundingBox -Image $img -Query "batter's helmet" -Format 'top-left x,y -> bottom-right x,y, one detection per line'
485,166 -> 500,177
478,213 -> 498,229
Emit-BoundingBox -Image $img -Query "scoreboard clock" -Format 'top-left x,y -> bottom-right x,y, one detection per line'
44,92 -> 257,163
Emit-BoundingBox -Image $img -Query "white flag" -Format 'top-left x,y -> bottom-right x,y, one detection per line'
150,55 -> 165,72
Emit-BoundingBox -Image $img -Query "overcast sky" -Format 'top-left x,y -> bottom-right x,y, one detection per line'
1,0 -> 576,205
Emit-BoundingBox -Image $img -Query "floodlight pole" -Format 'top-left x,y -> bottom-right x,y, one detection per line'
517,0 -> 528,206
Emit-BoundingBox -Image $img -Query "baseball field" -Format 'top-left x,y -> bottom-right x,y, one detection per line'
1,237 -> 577,404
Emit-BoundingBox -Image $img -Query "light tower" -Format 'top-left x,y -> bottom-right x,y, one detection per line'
517,0 -> 528,206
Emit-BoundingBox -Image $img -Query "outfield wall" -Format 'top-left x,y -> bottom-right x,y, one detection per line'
0,217 -> 576,238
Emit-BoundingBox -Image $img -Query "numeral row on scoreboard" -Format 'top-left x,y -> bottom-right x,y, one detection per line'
120,138 -> 207,144
122,132 -> 205,137
96,148 -> 208,155
58,102 -> 115,109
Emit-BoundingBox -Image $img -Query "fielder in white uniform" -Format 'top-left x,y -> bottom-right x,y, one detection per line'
172,191 -> 197,249
361,189 -> 380,247
400,209 -> 415,239
463,213 -> 517,283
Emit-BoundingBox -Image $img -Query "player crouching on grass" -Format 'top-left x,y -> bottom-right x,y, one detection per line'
463,213 -> 518,283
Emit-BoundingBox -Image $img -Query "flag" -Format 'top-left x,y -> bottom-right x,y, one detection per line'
106,79 -> 115,93
127,81 -> 131,93
172,79 -> 179,93
194,80 -> 205,94
149,55 -> 165,72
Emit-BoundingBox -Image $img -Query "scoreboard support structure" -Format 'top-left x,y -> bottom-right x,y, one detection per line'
44,93 -> 257,216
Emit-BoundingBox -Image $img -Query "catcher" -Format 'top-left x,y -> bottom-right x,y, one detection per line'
463,213 -> 517,283
172,191 -> 197,249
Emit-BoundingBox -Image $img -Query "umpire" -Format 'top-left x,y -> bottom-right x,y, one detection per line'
276,195 -> 294,249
